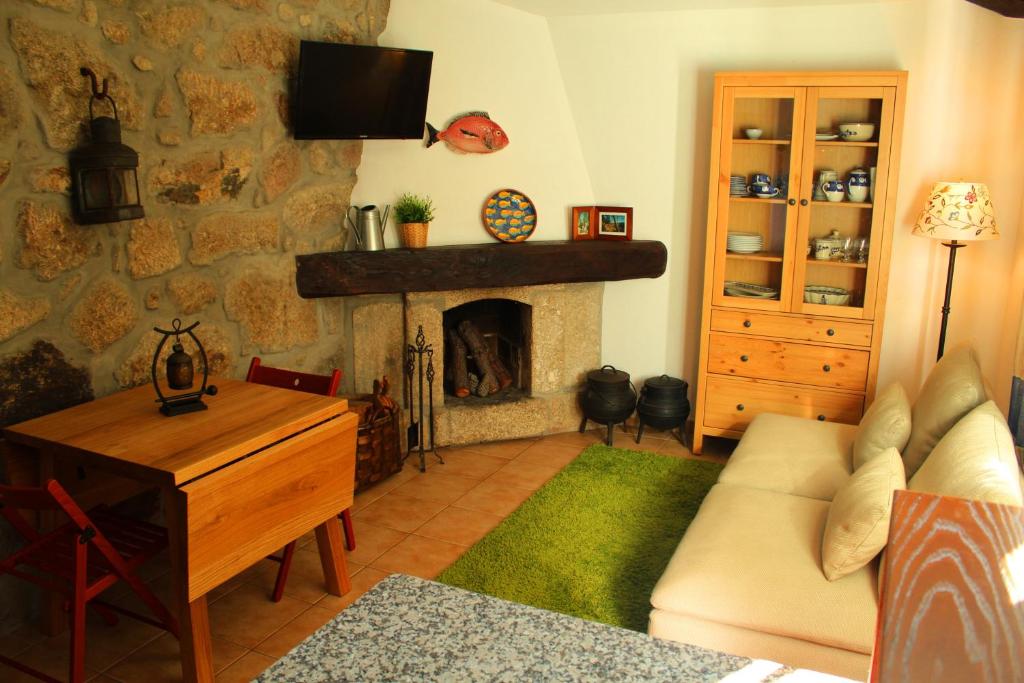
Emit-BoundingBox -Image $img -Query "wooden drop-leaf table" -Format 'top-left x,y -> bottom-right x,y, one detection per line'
2,378 -> 358,683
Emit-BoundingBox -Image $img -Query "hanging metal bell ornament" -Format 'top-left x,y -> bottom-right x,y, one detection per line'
69,67 -> 144,225
165,341 -> 194,390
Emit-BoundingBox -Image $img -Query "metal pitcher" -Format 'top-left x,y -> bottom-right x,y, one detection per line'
345,204 -> 390,251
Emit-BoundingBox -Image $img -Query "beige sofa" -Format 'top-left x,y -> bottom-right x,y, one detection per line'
648,346 -> 1024,680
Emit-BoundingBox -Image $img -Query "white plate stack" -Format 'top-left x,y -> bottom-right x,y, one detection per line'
724,280 -> 779,298
729,175 -> 747,197
726,232 -> 763,254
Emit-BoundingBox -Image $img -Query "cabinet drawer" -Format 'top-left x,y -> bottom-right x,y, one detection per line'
707,333 -> 869,391
710,309 -> 872,347
703,376 -> 864,431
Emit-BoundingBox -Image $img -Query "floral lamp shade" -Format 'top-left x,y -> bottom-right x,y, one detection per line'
912,182 -> 998,242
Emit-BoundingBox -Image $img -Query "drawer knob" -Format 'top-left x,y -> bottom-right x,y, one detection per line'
822,364 -> 831,372
826,328 -> 835,336
817,414 -> 826,421
788,198 -> 796,206
740,354 -> 749,362
736,404 -> 745,411
743,320 -> 752,328
800,199 -> 809,206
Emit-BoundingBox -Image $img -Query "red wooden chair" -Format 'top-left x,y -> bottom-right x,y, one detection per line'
245,357 -> 356,602
0,479 -> 178,683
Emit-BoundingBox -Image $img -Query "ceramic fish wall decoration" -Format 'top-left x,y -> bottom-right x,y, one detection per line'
425,111 -> 509,154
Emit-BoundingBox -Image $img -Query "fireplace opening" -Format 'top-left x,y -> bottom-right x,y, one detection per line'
442,299 -> 532,405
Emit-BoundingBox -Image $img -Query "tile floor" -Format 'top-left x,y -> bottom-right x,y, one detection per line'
0,426 -> 730,682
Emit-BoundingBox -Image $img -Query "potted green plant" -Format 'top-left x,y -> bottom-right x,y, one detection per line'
393,193 -> 435,248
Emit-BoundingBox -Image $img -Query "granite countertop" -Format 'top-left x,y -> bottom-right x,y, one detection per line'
257,574 -> 853,682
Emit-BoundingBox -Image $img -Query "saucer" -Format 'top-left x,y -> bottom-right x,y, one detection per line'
815,133 -> 839,141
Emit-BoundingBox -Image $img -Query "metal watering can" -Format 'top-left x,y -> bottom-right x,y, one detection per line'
345,204 -> 390,251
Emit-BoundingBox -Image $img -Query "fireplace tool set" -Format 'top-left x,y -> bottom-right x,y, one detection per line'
404,325 -> 443,473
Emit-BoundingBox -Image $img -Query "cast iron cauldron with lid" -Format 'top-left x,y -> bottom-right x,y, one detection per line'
635,374 -> 689,445
578,365 -> 637,447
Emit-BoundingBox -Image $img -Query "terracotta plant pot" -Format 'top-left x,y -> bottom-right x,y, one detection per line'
400,222 -> 429,248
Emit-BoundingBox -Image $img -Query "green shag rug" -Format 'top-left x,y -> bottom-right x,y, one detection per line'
437,444 -> 723,632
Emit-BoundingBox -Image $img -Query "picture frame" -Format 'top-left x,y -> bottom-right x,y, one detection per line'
596,206 -> 633,241
570,206 -> 596,240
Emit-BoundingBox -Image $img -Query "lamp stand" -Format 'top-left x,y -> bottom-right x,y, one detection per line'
936,240 -> 965,361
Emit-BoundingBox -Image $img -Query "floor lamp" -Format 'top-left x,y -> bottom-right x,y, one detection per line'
912,182 -> 998,361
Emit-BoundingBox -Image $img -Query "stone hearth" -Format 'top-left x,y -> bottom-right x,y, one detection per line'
349,283 -> 602,447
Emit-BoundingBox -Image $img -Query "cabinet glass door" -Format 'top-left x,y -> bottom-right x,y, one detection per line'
793,86 -> 897,319
712,87 -> 806,311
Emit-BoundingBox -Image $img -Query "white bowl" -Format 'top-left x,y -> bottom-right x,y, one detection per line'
838,123 -> 875,141
804,285 -> 850,306
744,128 -> 763,140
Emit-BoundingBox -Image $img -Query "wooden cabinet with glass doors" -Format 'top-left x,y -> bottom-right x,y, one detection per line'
692,71 -> 906,454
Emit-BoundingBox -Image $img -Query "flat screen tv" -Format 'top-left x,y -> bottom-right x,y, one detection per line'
293,41 -> 433,140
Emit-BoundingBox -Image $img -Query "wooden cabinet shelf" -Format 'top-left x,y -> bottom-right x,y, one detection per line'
732,139 -> 792,145
806,258 -> 868,269
811,200 -> 873,209
816,140 -> 878,147
726,252 -> 784,262
692,70 -> 907,454
729,197 -> 788,204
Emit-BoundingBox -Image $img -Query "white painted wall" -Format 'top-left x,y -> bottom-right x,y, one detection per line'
544,0 -> 1024,406
364,0 -> 1024,411
354,0 -> 593,249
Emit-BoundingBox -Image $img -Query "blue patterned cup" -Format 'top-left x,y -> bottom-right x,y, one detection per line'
751,173 -> 772,185
822,179 -> 845,202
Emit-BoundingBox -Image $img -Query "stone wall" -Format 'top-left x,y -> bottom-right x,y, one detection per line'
0,0 -> 389,634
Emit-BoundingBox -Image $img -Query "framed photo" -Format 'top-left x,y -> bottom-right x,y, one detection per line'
596,206 -> 633,241
570,206 -> 596,240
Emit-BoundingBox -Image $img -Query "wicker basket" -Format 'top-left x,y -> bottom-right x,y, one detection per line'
352,404 -> 403,492
400,222 -> 430,248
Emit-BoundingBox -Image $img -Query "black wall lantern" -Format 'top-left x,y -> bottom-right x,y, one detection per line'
69,67 -> 144,225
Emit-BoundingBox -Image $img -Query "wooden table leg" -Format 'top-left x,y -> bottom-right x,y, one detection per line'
314,517 -> 352,596
164,487 -> 215,683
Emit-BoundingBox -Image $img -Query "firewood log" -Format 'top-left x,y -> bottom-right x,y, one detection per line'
447,330 -> 471,398
457,320 -> 513,392
458,320 -> 502,396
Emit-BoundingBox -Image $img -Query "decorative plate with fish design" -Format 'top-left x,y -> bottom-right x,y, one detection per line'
482,189 -> 537,243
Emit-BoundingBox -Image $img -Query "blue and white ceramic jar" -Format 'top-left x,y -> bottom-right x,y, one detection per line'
847,169 -> 869,202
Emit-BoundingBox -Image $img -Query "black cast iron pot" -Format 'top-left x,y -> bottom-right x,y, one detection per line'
636,374 -> 690,443
580,365 -> 637,424
581,366 -> 634,446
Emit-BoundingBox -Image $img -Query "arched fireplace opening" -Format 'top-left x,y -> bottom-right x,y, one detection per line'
442,298 -> 532,405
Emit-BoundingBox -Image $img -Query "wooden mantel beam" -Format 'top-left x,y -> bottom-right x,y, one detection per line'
295,240 -> 668,298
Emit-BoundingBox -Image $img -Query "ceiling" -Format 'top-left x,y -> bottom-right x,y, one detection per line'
491,0 -> 886,17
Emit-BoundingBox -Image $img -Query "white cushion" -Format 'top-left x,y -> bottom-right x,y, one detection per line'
719,413 -> 857,501
651,483 -> 878,654
852,383 -> 911,470
903,345 -> 986,477
908,400 -> 1023,506
822,447 -> 906,581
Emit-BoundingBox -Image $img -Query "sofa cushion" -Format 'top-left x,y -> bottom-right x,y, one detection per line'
650,483 -> 878,654
852,383 -> 911,470
718,413 -> 857,501
908,400 -> 1023,506
822,447 -> 905,581
903,345 -> 986,477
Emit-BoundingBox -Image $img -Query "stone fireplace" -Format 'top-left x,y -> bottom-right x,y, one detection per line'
349,283 -> 602,447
